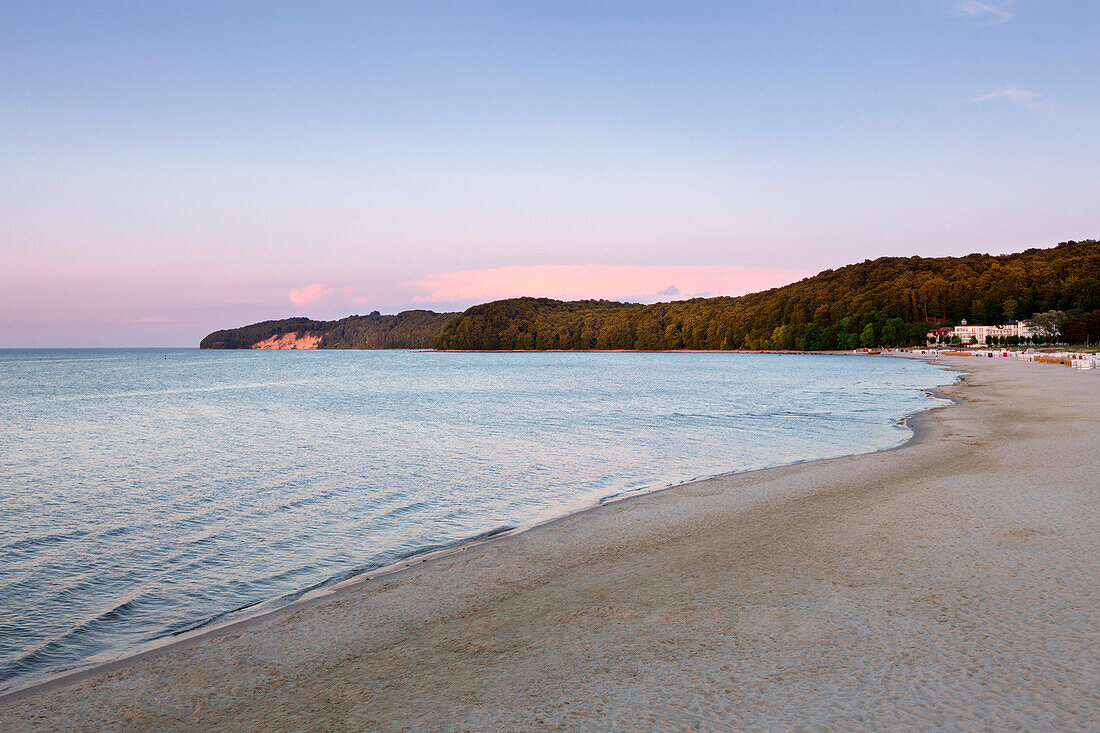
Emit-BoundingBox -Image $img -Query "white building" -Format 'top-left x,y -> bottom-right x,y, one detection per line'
930,319 -> 1038,345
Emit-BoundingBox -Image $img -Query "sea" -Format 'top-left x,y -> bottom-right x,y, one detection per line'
0,349 -> 954,693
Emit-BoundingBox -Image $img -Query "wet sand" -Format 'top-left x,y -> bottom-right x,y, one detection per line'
3,357 -> 1098,731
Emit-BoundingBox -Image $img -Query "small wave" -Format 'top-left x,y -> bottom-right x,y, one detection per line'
271,489 -> 337,515
161,523 -> 518,641
172,555 -> 231,575
1,530 -> 88,555
373,501 -> 431,523
5,379 -> 318,407
166,598 -> 265,637
458,525 -> 514,544
0,596 -> 144,685
669,409 -> 862,423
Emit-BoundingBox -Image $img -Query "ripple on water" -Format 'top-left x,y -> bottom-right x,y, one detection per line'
0,349 -> 953,692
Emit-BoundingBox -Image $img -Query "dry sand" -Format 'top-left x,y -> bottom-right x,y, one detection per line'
2,356 -> 1098,731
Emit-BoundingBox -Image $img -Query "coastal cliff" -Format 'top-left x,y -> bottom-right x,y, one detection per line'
251,332 -> 322,349
201,240 -> 1099,350
200,311 -> 456,350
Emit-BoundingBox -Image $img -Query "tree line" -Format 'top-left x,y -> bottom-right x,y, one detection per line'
434,241 -> 1099,350
200,310 -> 455,349
201,240 -> 1099,350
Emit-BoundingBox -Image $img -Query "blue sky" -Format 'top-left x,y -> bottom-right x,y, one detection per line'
1,1 -> 1097,345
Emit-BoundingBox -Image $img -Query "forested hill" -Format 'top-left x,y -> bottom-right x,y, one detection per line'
199,310 -> 456,349
434,240 -> 1099,350
201,240 -> 1099,350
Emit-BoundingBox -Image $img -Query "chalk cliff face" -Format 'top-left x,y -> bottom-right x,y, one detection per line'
251,332 -> 322,349
200,311 -> 456,349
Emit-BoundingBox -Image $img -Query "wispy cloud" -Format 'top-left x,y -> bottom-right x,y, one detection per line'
288,283 -> 333,306
968,85 -> 1036,104
952,1 -> 1014,25
410,264 -> 812,306
963,84 -> 1045,113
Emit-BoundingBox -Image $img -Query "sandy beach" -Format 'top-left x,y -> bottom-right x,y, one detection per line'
2,356 -> 1098,731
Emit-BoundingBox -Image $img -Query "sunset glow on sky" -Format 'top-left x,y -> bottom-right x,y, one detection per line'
2,1 -> 1098,345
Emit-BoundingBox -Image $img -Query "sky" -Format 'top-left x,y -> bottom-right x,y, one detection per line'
2,1 -> 1098,346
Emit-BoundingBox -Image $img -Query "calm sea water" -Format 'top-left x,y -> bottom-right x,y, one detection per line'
0,350 -> 952,693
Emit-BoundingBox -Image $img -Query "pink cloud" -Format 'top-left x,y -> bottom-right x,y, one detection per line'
411,264 -> 811,305
288,283 -> 333,306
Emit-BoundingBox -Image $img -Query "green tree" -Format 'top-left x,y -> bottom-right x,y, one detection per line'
881,318 -> 904,346
771,325 -> 793,350
1031,310 -> 1067,344
859,323 -> 876,348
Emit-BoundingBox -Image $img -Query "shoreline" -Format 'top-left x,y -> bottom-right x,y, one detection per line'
0,362 -> 960,702
4,356 -> 1097,730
